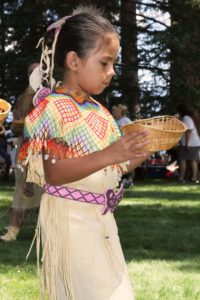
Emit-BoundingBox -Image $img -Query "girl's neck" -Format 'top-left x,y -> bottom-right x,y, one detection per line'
61,74 -> 90,98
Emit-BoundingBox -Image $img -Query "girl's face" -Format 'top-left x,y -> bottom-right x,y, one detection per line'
76,33 -> 120,95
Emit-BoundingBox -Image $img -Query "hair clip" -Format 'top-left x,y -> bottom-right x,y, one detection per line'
47,16 -> 71,33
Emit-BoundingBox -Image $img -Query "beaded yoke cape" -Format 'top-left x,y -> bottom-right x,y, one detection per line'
18,88 -> 123,185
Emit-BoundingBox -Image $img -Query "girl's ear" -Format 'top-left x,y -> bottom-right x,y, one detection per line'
65,51 -> 79,71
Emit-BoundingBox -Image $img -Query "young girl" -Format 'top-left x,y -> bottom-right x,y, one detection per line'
18,6 -> 150,300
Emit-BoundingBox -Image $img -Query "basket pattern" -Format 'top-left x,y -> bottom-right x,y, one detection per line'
0,99 -> 11,126
122,115 -> 187,152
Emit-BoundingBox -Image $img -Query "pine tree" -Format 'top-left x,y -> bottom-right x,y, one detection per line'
120,0 -> 139,119
169,0 -> 200,112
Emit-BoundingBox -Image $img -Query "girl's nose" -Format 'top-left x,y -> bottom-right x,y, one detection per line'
108,66 -> 116,77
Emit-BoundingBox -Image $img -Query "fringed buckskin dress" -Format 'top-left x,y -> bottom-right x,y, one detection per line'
18,88 -> 134,300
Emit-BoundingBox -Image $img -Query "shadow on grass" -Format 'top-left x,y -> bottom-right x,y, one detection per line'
115,203 -> 200,269
0,224 -> 37,273
125,190 -> 200,201
0,180 -> 37,270
177,259 -> 200,272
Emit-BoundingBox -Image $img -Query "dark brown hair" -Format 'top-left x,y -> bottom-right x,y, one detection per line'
40,6 -> 117,88
54,7 -> 117,69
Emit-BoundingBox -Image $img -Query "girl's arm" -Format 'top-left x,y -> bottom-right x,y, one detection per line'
43,131 -> 150,185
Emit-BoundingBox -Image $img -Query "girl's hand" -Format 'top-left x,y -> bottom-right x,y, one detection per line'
103,131 -> 150,165
43,130 -> 150,185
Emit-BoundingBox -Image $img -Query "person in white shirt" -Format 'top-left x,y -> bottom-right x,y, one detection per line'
177,104 -> 200,183
112,104 -> 132,128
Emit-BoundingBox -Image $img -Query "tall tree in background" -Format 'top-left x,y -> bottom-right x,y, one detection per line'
169,0 -> 200,111
1,0 -> 200,116
120,0 -> 139,119
0,1 -> 6,97
0,1 -> 50,101
0,1 -> 76,102
0,0 -> 120,105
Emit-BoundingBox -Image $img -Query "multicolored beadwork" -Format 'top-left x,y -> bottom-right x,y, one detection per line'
18,88 -> 121,166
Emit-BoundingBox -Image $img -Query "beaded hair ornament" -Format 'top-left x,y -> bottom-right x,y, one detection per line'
30,16 -> 71,108
27,16 -> 71,165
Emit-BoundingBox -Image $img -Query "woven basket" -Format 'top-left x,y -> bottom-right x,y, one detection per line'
121,115 -> 187,152
0,99 -> 11,126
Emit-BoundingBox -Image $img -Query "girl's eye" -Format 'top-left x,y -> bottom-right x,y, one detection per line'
101,62 -> 108,67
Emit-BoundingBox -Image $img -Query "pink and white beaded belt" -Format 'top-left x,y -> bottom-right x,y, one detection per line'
44,183 -> 124,215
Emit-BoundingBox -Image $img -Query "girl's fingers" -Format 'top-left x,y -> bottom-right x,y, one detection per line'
134,140 -> 150,149
124,130 -> 149,143
128,139 -> 150,151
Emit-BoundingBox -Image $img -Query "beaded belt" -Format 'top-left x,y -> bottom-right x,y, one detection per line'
44,183 -> 124,215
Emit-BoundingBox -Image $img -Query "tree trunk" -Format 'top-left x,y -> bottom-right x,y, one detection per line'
169,0 -> 200,111
120,0 -> 139,119
0,1 -> 6,97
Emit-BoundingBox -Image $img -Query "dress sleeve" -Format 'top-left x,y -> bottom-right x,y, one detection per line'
17,98 -> 68,186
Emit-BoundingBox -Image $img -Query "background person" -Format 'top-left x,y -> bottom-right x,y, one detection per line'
112,103 -> 132,128
177,103 -> 200,183
0,63 -> 43,242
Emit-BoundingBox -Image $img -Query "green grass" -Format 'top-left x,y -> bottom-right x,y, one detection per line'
0,182 -> 38,300
0,179 -> 200,299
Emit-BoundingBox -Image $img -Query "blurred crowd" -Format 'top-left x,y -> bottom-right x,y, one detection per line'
0,112 -> 16,180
